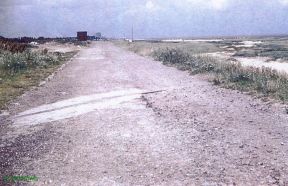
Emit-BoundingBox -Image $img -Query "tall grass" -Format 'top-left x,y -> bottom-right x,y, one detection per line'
153,48 -> 288,102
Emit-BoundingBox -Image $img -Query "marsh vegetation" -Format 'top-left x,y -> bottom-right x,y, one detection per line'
114,38 -> 288,103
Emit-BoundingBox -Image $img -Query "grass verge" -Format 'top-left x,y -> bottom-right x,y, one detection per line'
153,48 -> 288,102
0,50 -> 77,110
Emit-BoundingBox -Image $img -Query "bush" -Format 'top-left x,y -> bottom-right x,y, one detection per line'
153,48 -> 190,65
2,52 -> 27,74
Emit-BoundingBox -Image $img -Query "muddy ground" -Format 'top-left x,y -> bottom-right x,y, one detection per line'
0,42 -> 288,185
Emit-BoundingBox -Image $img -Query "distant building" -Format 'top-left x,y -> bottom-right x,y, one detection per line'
95,32 -> 102,40
77,31 -> 88,41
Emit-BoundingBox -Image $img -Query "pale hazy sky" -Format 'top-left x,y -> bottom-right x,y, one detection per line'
1,0 -> 288,38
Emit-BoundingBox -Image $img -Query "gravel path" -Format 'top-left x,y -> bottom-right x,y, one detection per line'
1,42 -> 288,185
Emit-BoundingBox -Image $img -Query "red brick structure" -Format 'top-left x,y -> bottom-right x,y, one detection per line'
77,31 -> 88,41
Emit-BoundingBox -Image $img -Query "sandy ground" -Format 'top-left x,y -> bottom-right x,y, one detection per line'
235,57 -> 288,74
32,41 -> 82,53
207,52 -> 288,74
1,42 -> 288,185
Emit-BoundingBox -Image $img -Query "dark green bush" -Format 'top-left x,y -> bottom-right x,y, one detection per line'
153,48 -> 190,65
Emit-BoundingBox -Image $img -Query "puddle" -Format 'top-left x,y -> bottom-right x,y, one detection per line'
13,88 -> 146,126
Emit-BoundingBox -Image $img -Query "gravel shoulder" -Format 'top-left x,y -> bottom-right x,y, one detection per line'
0,41 -> 288,185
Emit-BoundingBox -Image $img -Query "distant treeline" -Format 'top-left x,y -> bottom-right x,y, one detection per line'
0,36 -> 78,43
0,38 -> 28,53
0,36 -> 78,53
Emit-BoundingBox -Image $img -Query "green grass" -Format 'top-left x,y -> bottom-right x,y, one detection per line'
0,50 -> 77,109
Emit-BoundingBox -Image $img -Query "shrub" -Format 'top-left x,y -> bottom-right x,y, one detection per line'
2,52 -> 27,74
152,48 -> 190,65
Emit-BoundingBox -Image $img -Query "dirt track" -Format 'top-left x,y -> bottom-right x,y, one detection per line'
1,42 -> 288,185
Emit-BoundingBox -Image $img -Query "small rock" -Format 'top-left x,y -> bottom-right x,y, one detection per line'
239,144 -> 245,149
0,78 -> 3,84
258,162 -> 264,166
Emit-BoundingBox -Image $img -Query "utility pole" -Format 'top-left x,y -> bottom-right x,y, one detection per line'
131,25 -> 134,42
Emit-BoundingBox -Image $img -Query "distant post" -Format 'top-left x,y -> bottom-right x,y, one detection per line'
131,25 -> 134,42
